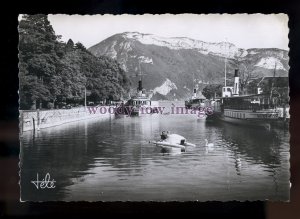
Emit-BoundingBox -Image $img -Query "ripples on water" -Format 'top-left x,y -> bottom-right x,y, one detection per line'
20,101 -> 290,201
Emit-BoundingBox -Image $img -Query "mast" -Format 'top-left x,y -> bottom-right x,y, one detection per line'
273,63 -> 277,77
224,39 -> 227,87
139,61 -> 142,81
270,63 -> 277,106
192,71 -> 197,99
138,61 -> 143,91
193,71 -> 195,96
84,87 -> 87,109
224,57 -> 227,87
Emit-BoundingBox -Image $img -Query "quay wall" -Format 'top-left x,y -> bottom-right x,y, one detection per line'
20,106 -> 114,133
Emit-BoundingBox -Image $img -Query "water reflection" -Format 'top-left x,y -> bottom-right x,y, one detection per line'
20,104 -> 290,201
220,122 -> 284,166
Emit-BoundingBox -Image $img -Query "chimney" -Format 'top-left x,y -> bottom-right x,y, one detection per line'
138,80 -> 143,91
233,69 -> 239,96
234,69 -> 238,77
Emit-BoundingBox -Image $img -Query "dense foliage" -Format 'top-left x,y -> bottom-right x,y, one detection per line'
259,78 -> 289,105
19,15 -> 130,110
202,84 -> 222,99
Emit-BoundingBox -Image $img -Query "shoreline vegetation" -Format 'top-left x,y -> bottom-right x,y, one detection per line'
19,15 -> 131,110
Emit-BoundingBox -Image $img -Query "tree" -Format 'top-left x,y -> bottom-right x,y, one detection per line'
19,14 -> 62,109
66,39 -> 74,52
236,59 -> 258,95
259,78 -> 289,106
75,42 -> 87,51
19,15 -> 131,109
202,84 -> 222,99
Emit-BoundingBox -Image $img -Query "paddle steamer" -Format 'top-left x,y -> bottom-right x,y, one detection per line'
207,69 -> 279,129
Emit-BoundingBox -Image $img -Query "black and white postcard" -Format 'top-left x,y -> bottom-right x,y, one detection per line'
19,14 -> 290,201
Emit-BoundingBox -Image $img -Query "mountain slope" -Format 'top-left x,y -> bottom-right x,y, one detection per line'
89,32 -> 289,100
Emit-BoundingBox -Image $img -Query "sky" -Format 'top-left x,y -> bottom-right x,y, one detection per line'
47,14 -> 289,50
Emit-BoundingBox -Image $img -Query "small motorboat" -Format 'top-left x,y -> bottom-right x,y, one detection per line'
150,131 -> 196,152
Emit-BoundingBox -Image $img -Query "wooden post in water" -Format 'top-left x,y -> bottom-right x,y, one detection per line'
283,105 -> 287,122
32,117 -> 35,132
20,111 -> 23,134
37,109 -> 40,131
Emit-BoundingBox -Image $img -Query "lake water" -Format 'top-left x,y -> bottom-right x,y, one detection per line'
20,101 -> 290,201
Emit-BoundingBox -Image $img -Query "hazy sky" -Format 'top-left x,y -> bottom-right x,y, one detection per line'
48,14 -> 289,50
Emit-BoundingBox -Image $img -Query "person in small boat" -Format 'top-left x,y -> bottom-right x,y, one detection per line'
161,131 -> 185,145
160,131 -> 168,140
158,131 -> 189,152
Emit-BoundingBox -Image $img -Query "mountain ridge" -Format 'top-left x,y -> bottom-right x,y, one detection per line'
89,32 -> 289,100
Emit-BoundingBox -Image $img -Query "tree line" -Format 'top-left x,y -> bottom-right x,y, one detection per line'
19,15 -> 131,110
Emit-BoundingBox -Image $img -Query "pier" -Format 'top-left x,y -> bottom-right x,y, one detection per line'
19,106 -> 114,133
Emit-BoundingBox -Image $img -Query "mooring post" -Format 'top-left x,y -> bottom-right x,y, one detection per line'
20,111 -> 23,134
283,105 -> 286,121
32,117 -> 35,132
37,109 -> 40,131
